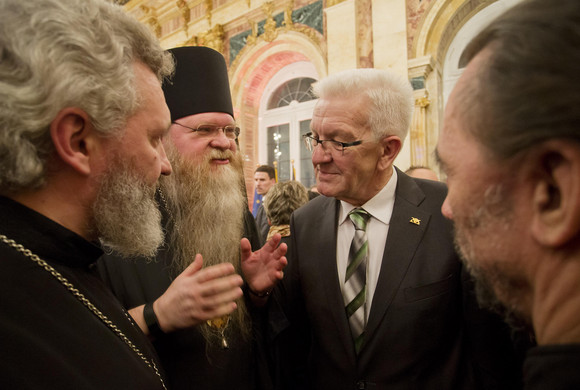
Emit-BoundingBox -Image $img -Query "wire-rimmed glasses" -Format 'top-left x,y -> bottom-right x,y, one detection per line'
172,122 -> 240,140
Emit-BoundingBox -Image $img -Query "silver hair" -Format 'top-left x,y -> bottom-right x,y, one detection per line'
311,68 -> 414,141
0,0 -> 174,194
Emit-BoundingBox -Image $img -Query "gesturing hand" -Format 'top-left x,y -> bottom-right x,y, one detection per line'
240,233 -> 288,296
153,254 -> 243,333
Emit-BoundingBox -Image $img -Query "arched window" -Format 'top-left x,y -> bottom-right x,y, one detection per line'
443,0 -> 524,105
259,62 -> 318,188
267,77 -> 316,109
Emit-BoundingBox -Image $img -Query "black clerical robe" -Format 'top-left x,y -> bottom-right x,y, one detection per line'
0,196 -> 166,390
97,205 -> 271,390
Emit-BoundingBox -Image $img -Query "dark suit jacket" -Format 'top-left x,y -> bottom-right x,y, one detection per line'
268,168 -> 526,390
255,203 -> 270,246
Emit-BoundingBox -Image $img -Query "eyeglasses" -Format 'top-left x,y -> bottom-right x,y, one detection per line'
302,132 -> 364,154
172,122 -> 240,140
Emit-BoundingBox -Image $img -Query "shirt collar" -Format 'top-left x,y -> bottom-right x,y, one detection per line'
339,168 -> 398,225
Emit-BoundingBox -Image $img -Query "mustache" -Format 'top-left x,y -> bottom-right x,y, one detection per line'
206,149 -> 235,161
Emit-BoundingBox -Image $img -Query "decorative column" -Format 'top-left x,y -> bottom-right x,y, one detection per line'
410,91 -> 430,166
325,0 -> 358,74
408,55 -> 439,169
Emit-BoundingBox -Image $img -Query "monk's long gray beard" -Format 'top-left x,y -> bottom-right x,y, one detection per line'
160,145 -> 251,344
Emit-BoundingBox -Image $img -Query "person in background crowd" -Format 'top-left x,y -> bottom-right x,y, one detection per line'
437,0 -> 580,388
0,0 -> 175,388
263,181 -> 309,243
405,165 -> 439,181
254,165 -> 277,245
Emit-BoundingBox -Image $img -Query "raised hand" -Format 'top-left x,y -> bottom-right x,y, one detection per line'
240,233 -> 287,297
153,254 -> 243,333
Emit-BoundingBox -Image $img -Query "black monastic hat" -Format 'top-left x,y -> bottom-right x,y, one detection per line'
163,46 -> 234,122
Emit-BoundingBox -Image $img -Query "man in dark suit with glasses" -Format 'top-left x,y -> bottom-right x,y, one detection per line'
265,68 -> 527,389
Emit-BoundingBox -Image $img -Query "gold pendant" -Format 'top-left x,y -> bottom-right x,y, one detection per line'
207,314 -> 230,349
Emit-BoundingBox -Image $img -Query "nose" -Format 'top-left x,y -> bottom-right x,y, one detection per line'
311,142 -> 331,166
441,196 -> 453,220
158,143 -> 172,176
208,129 -> 233,150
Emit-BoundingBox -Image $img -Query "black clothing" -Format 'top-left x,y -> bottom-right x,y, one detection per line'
524,344 -> 580,389
97,206 -> 269,390
163,46 -> 234,121
255,203 -> 269,246
0,197 -> 165,390
267,171 -> 528,390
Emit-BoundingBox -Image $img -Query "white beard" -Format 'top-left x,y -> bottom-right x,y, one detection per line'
160,143 -> 250,343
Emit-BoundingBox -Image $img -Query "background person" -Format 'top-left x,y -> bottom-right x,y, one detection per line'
405,165 -> 439,181
254,165 -> 277,245
263,180 -> 309,243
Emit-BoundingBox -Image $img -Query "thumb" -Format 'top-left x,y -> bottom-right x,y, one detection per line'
182,254 -> 203,276
240,238 -> 252,260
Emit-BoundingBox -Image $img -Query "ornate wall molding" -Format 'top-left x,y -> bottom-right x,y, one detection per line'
139,5 -> 162,38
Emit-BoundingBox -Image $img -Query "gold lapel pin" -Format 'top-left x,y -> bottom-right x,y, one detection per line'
410,217 -> 421,226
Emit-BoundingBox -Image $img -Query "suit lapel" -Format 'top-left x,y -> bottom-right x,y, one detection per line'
312,198 -> 359,360
363,170 -> 431,349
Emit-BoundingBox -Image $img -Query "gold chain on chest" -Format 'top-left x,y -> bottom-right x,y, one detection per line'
0,234 -> 167,390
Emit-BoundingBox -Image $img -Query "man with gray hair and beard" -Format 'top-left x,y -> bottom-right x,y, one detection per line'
437,0 -> 580,388
0,0 -> 182,388
98,46 -> 287,390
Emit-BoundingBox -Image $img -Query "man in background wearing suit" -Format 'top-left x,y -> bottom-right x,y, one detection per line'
265,68 -> 527,389
255,165 -> 277,245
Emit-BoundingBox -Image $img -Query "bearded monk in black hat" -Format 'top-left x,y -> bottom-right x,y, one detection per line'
98,46 -> 287,390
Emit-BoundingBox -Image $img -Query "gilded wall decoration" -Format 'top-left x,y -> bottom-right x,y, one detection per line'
205,0 -> 213,25
139,5 -> 162,38
176,0 -> 191,36
198,24 -> 225,53
229,0 -> 323,64
262,2 -> 279,42
410,91 -> 431,166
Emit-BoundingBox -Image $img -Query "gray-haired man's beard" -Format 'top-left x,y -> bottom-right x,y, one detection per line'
451,183 -> 533,336
456,237 -> 533,335
160,145 -> 250,343
93,156 -> 164,258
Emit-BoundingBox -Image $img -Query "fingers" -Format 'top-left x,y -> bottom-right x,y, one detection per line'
240,237 -> 252,254
274,241 -> 288,258
264,233 -> 281,250
181,254 -> 203,276
194,262 -> 238,284
198,273 -> 244,302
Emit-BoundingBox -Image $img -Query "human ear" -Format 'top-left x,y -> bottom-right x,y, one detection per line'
377,135 -> 402,170
530,141 -> 580,247
49,107 -> 94,176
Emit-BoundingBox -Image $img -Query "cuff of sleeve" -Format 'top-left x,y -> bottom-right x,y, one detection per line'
143,302 -> 165,338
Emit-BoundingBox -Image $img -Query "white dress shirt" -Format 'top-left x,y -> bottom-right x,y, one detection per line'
337,169 -> 397,320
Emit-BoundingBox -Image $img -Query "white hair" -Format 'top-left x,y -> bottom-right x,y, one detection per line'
311,68 -> 414,141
